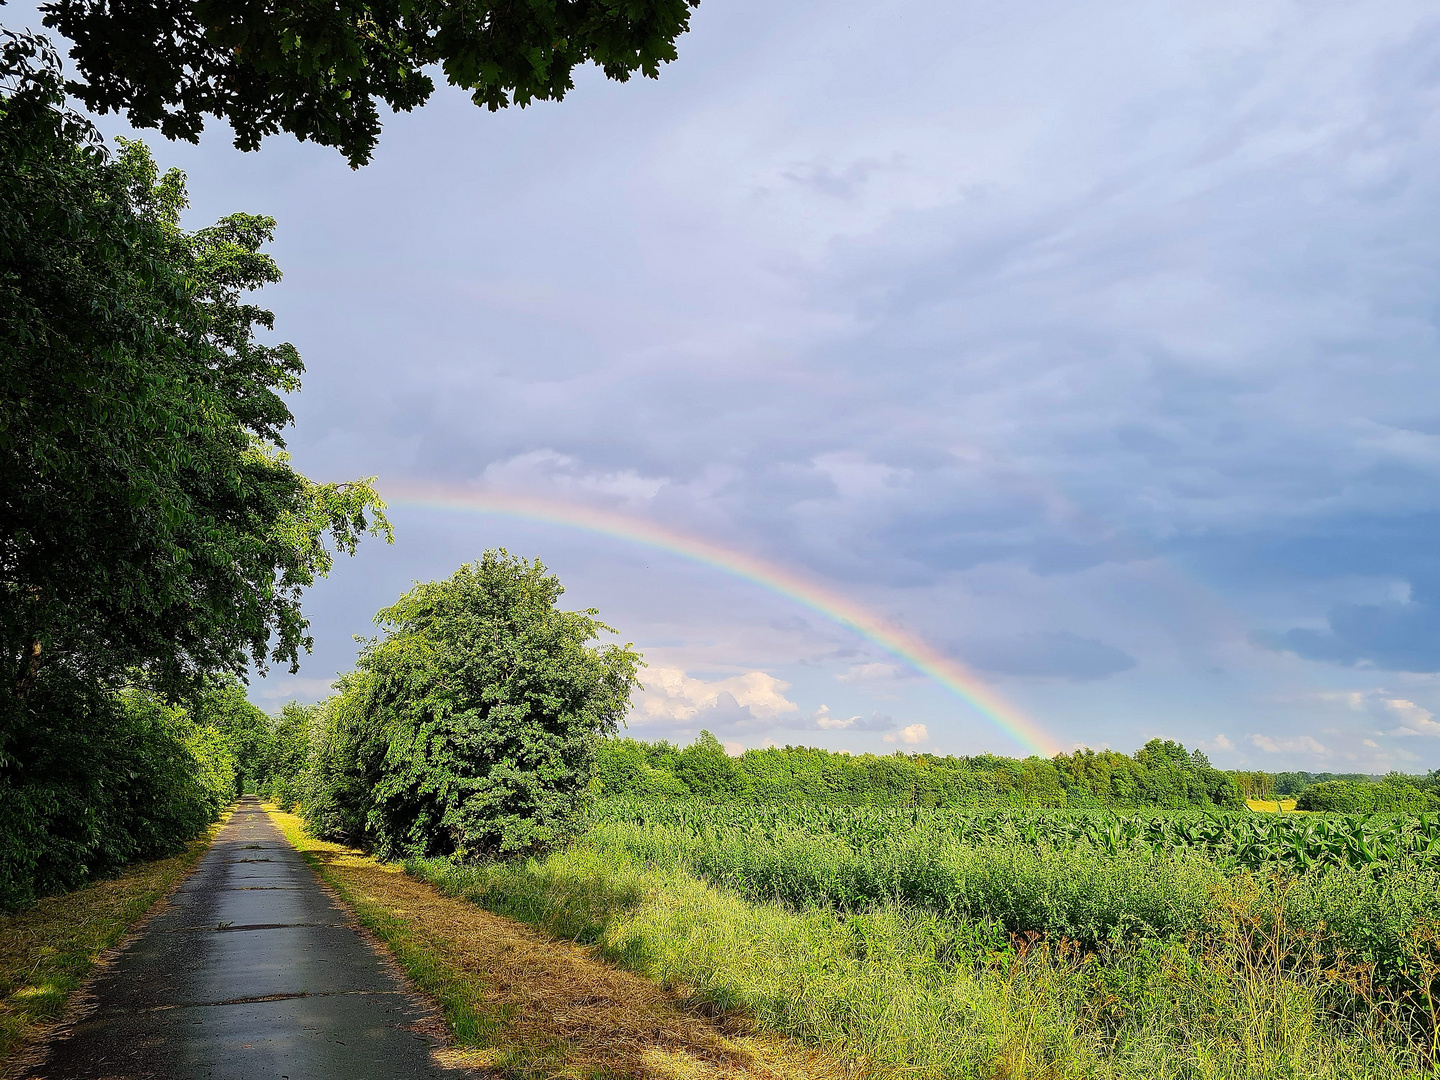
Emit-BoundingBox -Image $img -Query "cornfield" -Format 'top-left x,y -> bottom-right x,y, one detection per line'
592,798 -> 1440,874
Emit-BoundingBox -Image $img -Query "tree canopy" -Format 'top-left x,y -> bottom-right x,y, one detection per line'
596,735 -> 1245,810
38,0 -> 701,166
1,31 -> 391,704
301,551 -> 643,857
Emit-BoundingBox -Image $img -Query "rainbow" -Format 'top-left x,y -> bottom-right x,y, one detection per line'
390,485 -> 1061,757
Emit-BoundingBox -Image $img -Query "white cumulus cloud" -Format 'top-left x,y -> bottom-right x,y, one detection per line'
635,667 -> 799,722
1250,733 -> 1329,755
836,662 -> 904,683
1382,697 -> 1440,737
814,705 -> 863,730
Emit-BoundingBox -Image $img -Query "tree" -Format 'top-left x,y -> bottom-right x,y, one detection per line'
191,675 -> 275,794
266,700 -> 317,809
0,682 -> 231,908
304,551 -> 643,857
0,35 -> 390,904
1230,771 -> 1276,801
1,32 -> 391,705
38,0 -> 701,167
672,730 -> 737,798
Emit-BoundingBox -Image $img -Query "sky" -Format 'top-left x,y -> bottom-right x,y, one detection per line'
20,0 -> 1440,770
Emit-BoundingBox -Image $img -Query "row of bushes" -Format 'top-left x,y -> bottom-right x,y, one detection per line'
0,664 -> 315,909
597,734 -> 1440,813
0,681 -> 240,909
595,733 -> 1246,809
1296,776 -> 1440,813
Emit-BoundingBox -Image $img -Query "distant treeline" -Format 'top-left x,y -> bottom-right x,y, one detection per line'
596,734 -> 1440,813
596,733 -> 1247,810
1231,770 -> 1383,798
1230,769 -> 1439,812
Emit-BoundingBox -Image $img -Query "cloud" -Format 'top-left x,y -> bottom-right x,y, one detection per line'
814,706 -> 858,730
1265,595 -> 1440,673
250,676 -> 337,704
479,449 -> 667,508
1250,734 -> 1329,755
1198,733 -> 1234,752
215,0 -> 1440,767
961,632 -> 1137,682
836,662 -> 904,683
811,707 -> 897,732
629,669 -> 908,742
636,668 -> 799,723
1310,687 -> 1440,737
629,668 -> 801,737
1379,697 -> 1440,737
884,723 -> 930,745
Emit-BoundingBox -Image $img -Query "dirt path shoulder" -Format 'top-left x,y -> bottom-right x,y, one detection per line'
268,808 -> 837,1080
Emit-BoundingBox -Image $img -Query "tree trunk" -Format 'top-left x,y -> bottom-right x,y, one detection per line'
14,637 -> 41,698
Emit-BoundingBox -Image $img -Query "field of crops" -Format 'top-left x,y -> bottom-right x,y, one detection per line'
421,797 -> 1440,1078
593,797 -> 1440,874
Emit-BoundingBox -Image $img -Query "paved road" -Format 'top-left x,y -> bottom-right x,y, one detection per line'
30,798 -> 472,1080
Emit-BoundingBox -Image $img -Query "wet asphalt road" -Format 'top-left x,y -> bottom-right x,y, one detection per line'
30,797 -> 471,1080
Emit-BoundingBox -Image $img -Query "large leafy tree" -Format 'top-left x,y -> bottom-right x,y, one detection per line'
190,675 -> 277,793
304,551 -> 642,857
38,0 -> 700,166
0,31 -> 391,704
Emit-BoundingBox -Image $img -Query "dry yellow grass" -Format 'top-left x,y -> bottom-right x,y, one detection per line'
0,815 -> 226,1077
267,808 -> 842,1080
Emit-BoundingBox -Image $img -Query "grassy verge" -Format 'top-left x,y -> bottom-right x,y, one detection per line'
268,806 -> 835,1079
411,837 -> 1435,1080
0,813 -> 227,1075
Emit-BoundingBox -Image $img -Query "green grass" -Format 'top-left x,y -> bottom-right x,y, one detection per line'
411,830 -> 1438,1079
571,811 -> 1440,1003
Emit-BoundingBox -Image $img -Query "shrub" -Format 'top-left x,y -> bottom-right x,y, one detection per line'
1298,778 -> 1439,814
302,552 -> 643,858
0,681 -> 224,909
593,738 -> 691,799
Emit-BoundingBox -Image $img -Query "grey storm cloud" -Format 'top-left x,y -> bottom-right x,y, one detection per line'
685,692 -> 760,732
1263,592 -> 1440,674
850,712 -> 899,733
